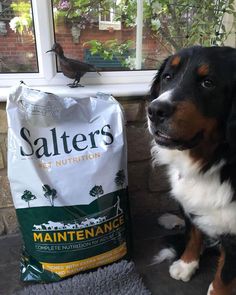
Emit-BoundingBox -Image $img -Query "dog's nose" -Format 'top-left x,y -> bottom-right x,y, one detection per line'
148,100 -> 175,122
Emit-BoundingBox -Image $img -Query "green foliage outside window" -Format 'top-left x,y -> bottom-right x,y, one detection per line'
144,0 -> 236,50
9,1 -> 32,34
53,0 -> 236,63
84,39 -> 135,68
8,0 -> 236,67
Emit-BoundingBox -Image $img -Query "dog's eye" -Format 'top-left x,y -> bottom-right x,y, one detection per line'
201,79 -> 214,89
163,74 -> 172,81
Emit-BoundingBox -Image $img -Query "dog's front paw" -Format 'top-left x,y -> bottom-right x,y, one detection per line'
169,259 -> 199,282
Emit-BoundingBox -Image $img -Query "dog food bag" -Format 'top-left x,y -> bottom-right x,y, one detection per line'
7,83 -> 131,282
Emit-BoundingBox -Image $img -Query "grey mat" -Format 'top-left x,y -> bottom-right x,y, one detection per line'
14,260 -> 151,295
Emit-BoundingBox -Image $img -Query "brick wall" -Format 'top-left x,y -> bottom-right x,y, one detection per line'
0,23 -> 38,72
0,97 -> 175,236
0,22 -> 167,72
54,24 -> 167,69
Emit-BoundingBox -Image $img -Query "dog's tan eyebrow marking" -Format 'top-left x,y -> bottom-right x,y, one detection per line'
197,64 -> 209,76
171,55 -> 181,67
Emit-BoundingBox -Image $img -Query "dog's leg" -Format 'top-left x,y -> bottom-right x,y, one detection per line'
207,236 -> 236,295
169,224 -> 203,282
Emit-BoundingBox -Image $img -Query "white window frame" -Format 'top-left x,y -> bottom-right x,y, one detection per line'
0,0 -> 156,88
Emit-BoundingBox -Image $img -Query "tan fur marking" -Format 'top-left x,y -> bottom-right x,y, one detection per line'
170,101 -> 220,166
210,249 -> 236,295
197,64 -> 209,76
171,55 -> 181,67
181,226 -> 203,263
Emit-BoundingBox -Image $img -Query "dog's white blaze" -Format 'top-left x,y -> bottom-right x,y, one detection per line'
169,259 -> 199,282
152,144 -> 236,237
147,90 -> 174,134
152,89 -> 173,103
207,283 -> 214,295
147,115 -> 153,135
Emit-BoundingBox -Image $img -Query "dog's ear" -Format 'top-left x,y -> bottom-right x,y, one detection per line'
150,57 -> 170,100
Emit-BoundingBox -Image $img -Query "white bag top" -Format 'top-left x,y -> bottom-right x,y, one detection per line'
7,84 -> 128,209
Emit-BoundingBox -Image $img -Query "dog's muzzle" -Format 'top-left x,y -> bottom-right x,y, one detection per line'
147,99 -> 204,150
148,100 -> 176,124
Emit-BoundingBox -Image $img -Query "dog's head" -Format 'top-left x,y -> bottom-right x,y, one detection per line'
148,46 -> 236,155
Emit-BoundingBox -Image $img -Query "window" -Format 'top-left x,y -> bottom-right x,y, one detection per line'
99,1 -> 121,30
0,0 -> 38,73
0,0 -> 235,88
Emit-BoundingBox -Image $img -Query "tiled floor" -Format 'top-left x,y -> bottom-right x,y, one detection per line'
0,213 -> 221,295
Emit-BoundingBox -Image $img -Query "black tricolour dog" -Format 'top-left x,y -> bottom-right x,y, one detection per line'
147,46 -> 236,295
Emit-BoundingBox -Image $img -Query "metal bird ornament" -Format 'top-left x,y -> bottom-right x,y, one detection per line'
46,43 -> 100,88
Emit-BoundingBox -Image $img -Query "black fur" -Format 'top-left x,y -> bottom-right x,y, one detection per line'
150,57 -> 170,100
221,235 -> 236,284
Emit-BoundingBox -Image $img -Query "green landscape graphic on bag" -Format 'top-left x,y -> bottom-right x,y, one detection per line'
21,190 -> 37,208
42,185 -> 58,206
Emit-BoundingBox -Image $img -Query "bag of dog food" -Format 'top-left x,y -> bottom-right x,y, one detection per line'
7,83 -> 131,282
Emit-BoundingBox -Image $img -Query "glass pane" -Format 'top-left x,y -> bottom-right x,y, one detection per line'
142,0 -> 236,69
51,0 -> 236,72
52,0 -> 137,72
0,0 -> 38,73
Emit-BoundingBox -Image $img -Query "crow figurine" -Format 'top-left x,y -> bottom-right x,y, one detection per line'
46,43 -> 100,88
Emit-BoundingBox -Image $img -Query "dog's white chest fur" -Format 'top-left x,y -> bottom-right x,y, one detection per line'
152,144 -> 236,237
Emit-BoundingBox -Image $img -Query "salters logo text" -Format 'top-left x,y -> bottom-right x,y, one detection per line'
20,125 -> 114,158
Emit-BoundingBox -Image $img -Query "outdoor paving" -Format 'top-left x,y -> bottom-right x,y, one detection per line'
0,213 -> 225,295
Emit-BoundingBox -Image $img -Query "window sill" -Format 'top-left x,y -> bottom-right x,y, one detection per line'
0,82 -> 150,102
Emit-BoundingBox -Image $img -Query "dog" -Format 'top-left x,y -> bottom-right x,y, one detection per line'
147,46 -> 236,295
